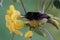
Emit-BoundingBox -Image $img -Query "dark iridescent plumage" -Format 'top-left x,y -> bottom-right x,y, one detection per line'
25,12 -> 50,20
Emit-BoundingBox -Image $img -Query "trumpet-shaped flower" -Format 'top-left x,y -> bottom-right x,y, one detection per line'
5,5 -> 24,36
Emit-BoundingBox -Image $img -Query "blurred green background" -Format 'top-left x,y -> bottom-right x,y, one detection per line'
0,0 -> 60,40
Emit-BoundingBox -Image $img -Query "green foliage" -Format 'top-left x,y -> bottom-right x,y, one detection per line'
0,0 -> 60,40
53,0 -> 60,9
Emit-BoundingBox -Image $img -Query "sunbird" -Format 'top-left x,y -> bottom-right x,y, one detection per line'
25,12 -> 59,29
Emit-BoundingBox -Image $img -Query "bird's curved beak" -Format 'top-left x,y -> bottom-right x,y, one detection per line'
47,18 -> 59,29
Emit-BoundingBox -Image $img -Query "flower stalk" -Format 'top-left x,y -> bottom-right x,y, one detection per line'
10,33 -> 15,40
20,0 -> 27,13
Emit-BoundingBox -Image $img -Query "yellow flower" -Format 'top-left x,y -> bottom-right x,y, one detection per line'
14,20 -> 24,29
5,5 -> 25,36
5,15 -> 13,32
9,5 -> 15,13
7,5 -> 15,16
5,15 -> 11,22
6,22 -> 14,33
25,31 -> 33,38
11,10 -> 22,20
12,27 -> 23,36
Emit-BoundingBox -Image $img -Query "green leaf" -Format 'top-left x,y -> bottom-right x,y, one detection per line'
32,27 -> 46,37
53,0 -> 60,9
12,0 -> 16,2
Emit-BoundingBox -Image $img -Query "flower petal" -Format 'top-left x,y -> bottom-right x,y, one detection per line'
25,31 -> 33,38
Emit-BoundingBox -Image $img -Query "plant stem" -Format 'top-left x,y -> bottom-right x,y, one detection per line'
43,28 -> 55,40
29,37 -> 32,40
20,0 -> 27,13
44,0 -> 54,13
39,0 -> 45,13
0,0 -> 3,7
10,33 -> 15,40
41,24 -> 55,40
